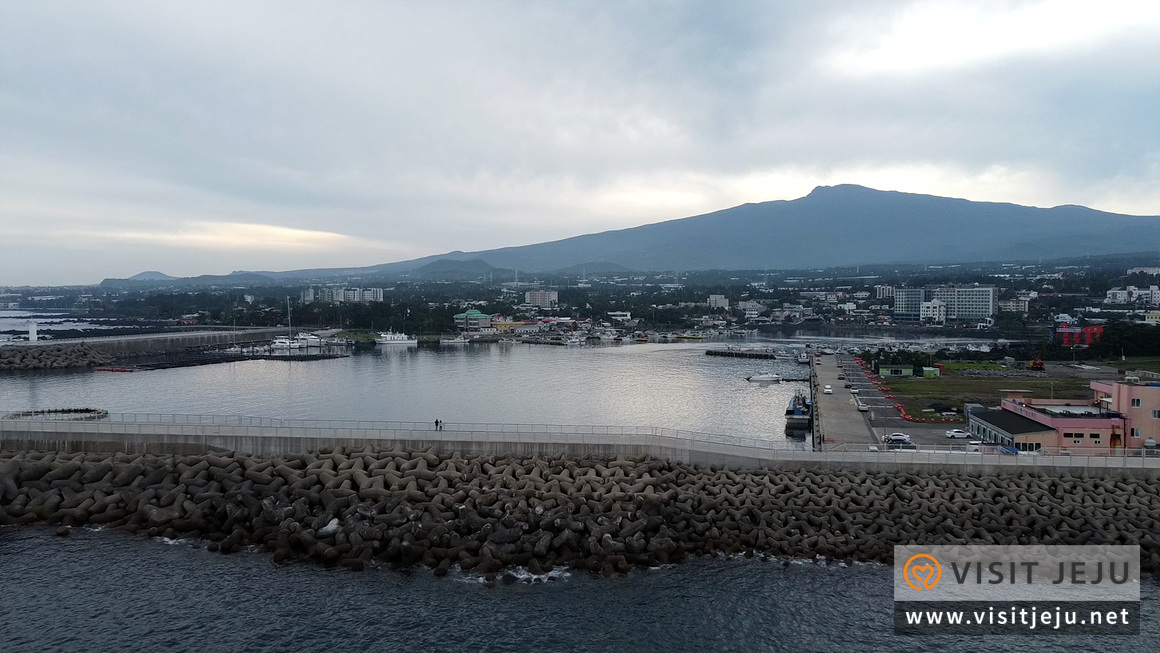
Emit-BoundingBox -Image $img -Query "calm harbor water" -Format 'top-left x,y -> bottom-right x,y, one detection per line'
1,526 -> 1155,653
10,334 -> 1129,653
1,341 -> 812,440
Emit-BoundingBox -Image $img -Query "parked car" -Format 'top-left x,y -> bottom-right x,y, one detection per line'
823,385 -> 833,394
883,433 -> 911,444
850,388 -> 859,394
844,383 -> 852,388
837,374 -> 846,380
945,429 -> 971,439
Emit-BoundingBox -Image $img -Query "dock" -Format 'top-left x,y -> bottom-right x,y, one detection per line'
705,348 -> 777,360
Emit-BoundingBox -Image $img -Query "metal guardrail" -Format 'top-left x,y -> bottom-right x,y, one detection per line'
3,412 -> 1159,470
0,410 -> 805,452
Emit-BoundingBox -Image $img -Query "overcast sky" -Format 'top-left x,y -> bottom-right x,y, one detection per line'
2,1 -> 1158,285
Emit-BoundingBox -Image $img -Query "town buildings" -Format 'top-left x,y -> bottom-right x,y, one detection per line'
302,287 -> 385,304
892,285 -> 998,322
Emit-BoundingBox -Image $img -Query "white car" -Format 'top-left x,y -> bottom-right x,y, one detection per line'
823,385 -> 833,394
945,429 -> 971,439
883,433 -> 911,444
850,388 -> 859,394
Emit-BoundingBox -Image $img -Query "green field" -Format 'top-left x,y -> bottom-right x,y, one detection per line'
883,376 -> 1093,416
940,362 -> 1007,372
1111,357 -> 1160,373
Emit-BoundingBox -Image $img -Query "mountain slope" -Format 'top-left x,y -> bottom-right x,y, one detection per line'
113,185 -> 1160,283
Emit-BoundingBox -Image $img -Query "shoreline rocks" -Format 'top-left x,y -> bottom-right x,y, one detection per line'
0,344 -> 113,371
2,448 -> 1159,575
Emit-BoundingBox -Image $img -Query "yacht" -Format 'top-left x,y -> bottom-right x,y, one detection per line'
746,371 -> 782,382
375,330 -> 417,345
295,332 -> 323,348
271,336 -> 300,349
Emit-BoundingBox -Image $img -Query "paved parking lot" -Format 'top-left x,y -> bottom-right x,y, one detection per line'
821,354 -> 966,450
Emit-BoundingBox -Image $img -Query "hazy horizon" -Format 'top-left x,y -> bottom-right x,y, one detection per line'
2,1 -> 1158,285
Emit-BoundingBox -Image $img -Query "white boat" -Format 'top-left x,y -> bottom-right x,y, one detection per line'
440,335 -> 468,345
271,336 -> 296,349
796,353 -> 810,364
746,372 -> 782,382
325,337 -> 354,346
295,332 -> 323,348
375,330 -> 417,345
565,337 -> 583,346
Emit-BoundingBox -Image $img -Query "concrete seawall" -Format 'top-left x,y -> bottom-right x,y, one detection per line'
4,417 -> 1159,477
1,328 -> 287,368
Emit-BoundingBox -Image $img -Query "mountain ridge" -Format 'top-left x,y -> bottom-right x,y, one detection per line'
104,185 -> 1160,284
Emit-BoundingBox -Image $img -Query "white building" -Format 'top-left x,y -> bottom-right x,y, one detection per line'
875,285 -> 895,299
607,311 -> 632,322
302,287 -> 386,304
895,285 -> 997,322
920,300 -> 947,324
708,295 -> 729,309
525,290 -> 559,309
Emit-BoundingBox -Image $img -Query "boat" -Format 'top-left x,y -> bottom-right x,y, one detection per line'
271,336 -> 295,349
796,352 -> 811,364
565,337 -> 583,346
785,391 -> 812,430
440,335 -> 468,345
676,333 -> 704,340
375,330 -> 417,345
746,372 -> 781,382
325,337 -> 354,346
295,332 -> 323,348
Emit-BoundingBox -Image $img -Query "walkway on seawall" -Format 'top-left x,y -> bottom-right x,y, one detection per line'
3,328 -> 287,356
3,412 -> 1159,476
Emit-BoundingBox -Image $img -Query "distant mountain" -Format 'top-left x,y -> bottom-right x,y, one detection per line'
551,261 -> 634,275
410,258 -> 508,280
108,185 -> 1160,284
434,185 -> 1160,272
128,271 -> 177,281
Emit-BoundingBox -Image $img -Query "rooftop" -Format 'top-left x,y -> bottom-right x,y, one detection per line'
972,409 -> 1057,436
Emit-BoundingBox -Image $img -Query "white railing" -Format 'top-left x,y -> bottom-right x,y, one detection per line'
0,410 -> 807,452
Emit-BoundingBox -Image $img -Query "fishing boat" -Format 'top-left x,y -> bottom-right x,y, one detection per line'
785,391 -> 812,430
746,372 -> 782,382
375,330 -> 417,345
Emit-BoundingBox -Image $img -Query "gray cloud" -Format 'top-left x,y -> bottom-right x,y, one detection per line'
1,1 -> 1157,284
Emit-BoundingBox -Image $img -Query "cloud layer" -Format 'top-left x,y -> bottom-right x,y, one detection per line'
1,1 -> 1157,284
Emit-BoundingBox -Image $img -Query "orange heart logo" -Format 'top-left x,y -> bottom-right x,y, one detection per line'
904,554 -> 942,591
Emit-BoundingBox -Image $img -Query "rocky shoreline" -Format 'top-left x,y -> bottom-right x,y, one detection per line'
3,448 -> 1159,579
0,344 -> 113,371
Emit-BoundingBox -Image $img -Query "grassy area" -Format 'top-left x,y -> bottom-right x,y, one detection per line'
883,376 -> 1093,416
940,362 -> 1007,372
1111,357 -> 1160,373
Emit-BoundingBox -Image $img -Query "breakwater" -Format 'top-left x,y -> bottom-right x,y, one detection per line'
3,448 -> 1160,578
0,328 -> 288,369
0,344 -> 112,370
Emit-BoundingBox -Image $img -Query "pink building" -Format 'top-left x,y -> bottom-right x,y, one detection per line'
968,382 -> 1156,454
